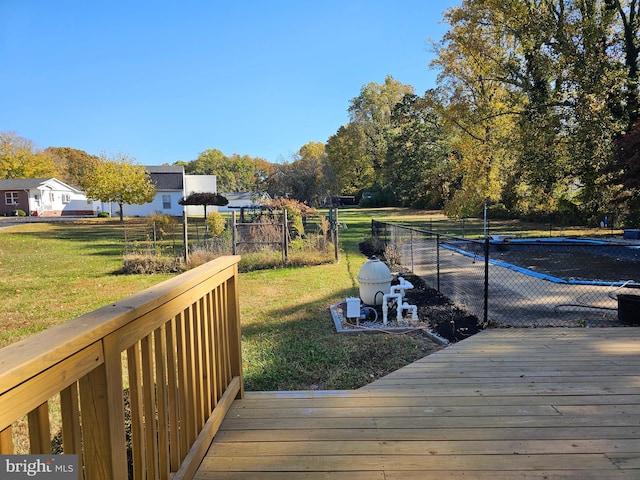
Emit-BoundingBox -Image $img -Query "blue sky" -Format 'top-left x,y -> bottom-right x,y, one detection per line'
0,1 -> 458,165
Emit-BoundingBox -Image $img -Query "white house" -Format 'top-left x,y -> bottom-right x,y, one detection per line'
102,166 -> 219,218
0,178 -> 97,217
113,166 -> 186,217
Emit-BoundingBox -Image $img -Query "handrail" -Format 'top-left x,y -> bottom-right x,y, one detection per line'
0,255 -> 243,479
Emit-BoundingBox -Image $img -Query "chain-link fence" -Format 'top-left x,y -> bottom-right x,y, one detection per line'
372,220 -> 640,327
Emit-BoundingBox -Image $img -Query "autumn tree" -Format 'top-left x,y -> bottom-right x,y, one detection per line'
264,142 -> 333,206
431,0 -> 639,219
83,153 -> 156,222
0,131 -> 56,179
326,123 -> 374,196
177,150 -> 273,193
433,3 -> 522,216
45,146 -> 99,189
610,121 -> 640,220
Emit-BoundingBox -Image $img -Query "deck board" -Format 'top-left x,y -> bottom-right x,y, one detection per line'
194,328 -> 640,479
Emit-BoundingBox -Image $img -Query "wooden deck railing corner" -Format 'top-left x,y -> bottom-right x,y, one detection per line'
0,255 -> 243,480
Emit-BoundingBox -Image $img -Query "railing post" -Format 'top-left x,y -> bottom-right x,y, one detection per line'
0,426 -> 13,454
79,338 -> 128,480
27,402 -> 50,453
227,262 -> 244,399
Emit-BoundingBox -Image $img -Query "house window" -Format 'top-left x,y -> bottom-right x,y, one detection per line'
162,195 -> 171,209
4,192 -> 19,206
61,194 -> 71,204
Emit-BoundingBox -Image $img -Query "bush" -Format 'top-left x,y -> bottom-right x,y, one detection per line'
12,209 -> 26,217
121,253 -> 184,274
146,212 -> 178,239
186,247 -> 220,269
485,203 -> 512,220
97,211 -> 110,218
206,211 -> 226,237
263,198 -> 317,238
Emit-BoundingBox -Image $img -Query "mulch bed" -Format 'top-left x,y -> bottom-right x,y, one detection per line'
359,240 -> 485,343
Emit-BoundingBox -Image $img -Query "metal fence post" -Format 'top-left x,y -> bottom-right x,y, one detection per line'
410,229 -> 414,272
232,211 -> 237,255
436,234 -> 441,292
484,236 -> 489,325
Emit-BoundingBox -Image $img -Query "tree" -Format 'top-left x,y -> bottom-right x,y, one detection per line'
326,123 -> 374,196
0,131 -> 56,179
384,92 -> 452,208
177,150 -> 274,193
610,120 -> 640,218
348,76 -> 414,176
263,143 -> 334,206
179,192 -> 229,219
45,146 -> 99,189
432,0 -> 638,218
83,153 -> 156,222
432,2 -> 522,216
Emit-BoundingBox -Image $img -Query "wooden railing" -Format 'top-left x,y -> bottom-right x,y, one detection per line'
0,255 -> 243,479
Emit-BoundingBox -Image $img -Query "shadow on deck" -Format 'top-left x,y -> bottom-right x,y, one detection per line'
196,328 -> 640,479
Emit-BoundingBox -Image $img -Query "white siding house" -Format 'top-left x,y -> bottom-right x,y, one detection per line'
0,178 -> 97,217
118,166 -> 186,217
101,166 -> 219,218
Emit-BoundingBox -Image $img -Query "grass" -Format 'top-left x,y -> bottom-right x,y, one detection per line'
1,208 -> 618,387
0,221 -> 174,347
237,207 -> 443,390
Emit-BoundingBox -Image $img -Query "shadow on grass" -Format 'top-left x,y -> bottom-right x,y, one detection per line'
240,286 -> 441,392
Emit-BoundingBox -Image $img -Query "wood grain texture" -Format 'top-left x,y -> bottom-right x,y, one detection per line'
196,328 -> 640,479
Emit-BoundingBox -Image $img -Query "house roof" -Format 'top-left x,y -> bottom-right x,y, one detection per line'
146,166 -> 184,190
146,165 -> 185,174
0,178 -> 81,193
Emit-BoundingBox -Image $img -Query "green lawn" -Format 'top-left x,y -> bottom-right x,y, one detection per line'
0,221 -> 174,347
0,208 -> 615,389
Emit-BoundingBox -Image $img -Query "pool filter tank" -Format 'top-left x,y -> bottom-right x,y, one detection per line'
357,256 -> 392,306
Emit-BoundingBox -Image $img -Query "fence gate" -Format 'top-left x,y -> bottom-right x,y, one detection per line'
232,208 -> 289,262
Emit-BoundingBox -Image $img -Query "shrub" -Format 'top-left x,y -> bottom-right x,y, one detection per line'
485,203 -> 512,220
359,236 -> 385,257
263,198 -> 317,238
206,211 -> 226,237
97,211 -> 110,218
186,247 -> 220,269
121,253 -> 184,274
12,209 -> 26,217
146,212 -> 178,239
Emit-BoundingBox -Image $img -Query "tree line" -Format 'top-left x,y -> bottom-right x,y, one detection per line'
2,0 -> 639,224
324,0 -> 640,225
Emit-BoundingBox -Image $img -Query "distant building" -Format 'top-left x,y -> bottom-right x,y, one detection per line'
217,192 -> 271,212
100,166 -> 218,218
0,178 -> 97,217
109,166 -> 186,217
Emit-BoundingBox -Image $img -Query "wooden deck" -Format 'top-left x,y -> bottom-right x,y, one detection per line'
195,328 -> 640,479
